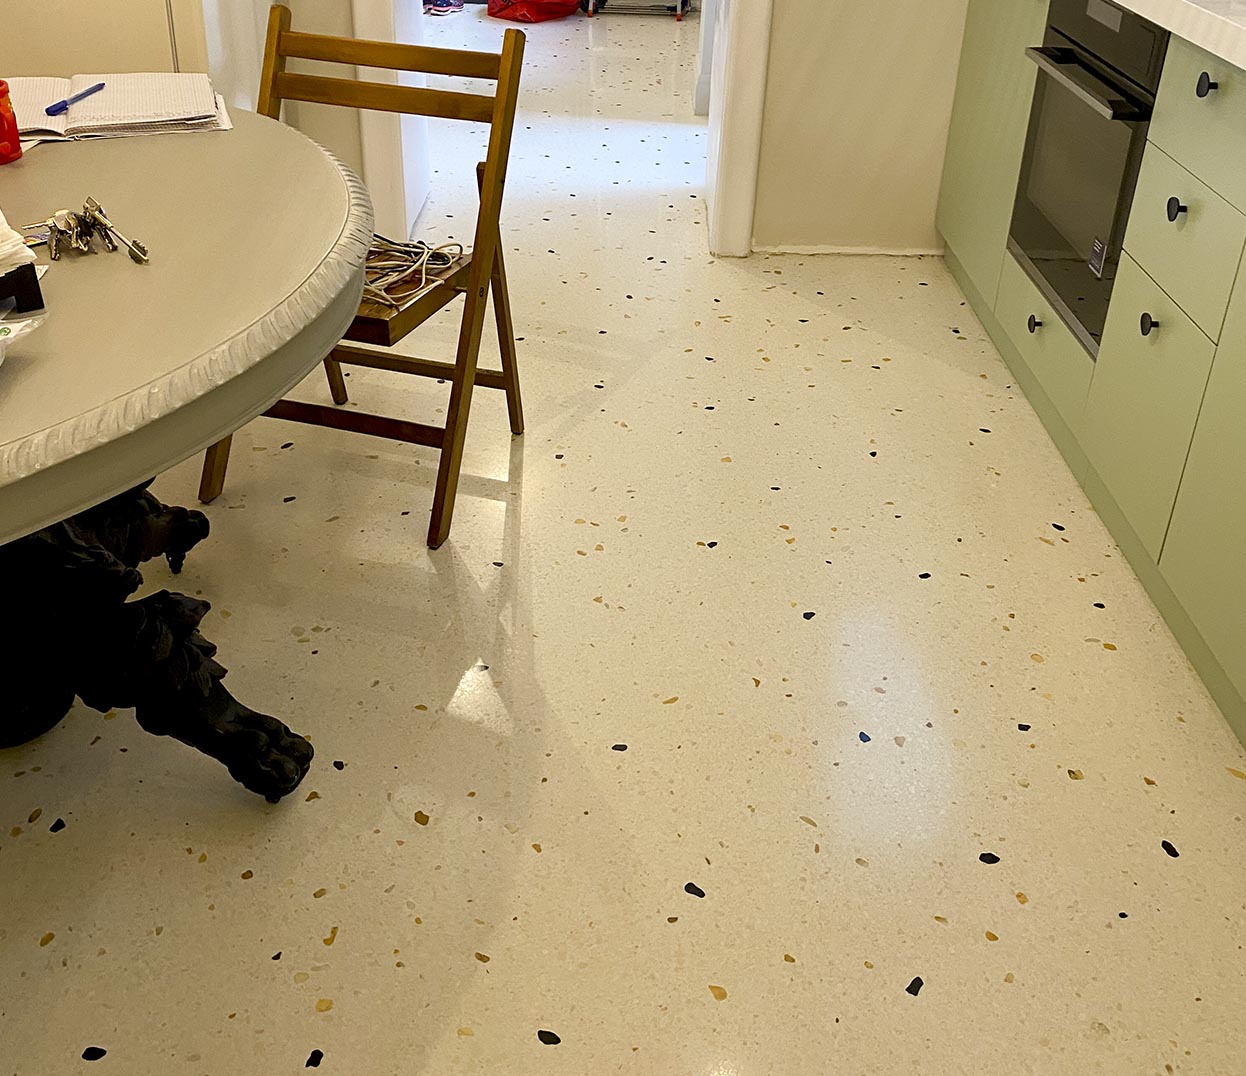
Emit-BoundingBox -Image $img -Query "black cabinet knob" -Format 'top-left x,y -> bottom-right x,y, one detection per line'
1140,312 -> 1161,336
1027,314 -> 1043,334
1167,196 -> 1188,222
1197,71 -> 1219,98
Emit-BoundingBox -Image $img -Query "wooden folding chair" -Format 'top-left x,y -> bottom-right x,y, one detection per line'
198,4 -> 525,548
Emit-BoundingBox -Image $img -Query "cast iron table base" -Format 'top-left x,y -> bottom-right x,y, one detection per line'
0,482 -> 313,802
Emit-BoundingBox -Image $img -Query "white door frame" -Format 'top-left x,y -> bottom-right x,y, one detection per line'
692,0 -> 717,116
705,0 -> 772,257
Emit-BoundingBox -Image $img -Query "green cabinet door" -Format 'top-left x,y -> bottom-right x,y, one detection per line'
937,0 -> 1047,305
1161,253 -> 1246,705
1081,253 -> 1218,561
1149,36 -> 1246,213
995,252 -> 1094,436
1124,142 -> 1246,342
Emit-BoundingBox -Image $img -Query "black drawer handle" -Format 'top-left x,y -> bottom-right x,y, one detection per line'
1140,312 -> 1161,336
1197,71 -> 1219,98
1167,196 -> 1188,222
1027,314 -> 1043,334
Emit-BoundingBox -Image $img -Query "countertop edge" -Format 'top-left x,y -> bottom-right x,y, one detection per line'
1120,0 -> 1246,71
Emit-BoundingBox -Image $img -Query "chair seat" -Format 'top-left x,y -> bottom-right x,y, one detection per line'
345,254 -> 473,347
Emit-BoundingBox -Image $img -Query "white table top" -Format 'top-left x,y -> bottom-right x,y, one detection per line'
0,111 -> 372,544
1117,1 -> 1246,69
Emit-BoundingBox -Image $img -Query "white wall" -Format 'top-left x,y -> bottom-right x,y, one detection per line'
2,0 -> 207,76
751,0 -> 969,254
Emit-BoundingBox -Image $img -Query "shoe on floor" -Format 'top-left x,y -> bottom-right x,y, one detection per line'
425,0 -> 464,13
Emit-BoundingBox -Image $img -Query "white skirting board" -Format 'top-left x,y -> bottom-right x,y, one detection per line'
752,244 -> 947,257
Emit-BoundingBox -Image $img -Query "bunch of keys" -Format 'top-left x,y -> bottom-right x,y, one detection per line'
22,197 -> 149,264
83,197 -> 149,264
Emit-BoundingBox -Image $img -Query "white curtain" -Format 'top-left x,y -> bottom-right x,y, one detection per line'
200,0 -> 269,110
198,0 -> 430,237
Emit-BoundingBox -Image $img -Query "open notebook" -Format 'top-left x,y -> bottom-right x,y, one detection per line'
8,73 -> 230,140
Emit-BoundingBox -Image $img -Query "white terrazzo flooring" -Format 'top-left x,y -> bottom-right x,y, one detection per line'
3,9 -> 1246,1075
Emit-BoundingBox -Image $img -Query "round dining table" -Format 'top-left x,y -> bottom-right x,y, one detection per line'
0,110 -> 372,801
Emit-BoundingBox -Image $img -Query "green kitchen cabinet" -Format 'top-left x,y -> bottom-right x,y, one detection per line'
995,252 -> 1094,436
938,9 -> 1246,738
1124,143 -> 1246,342
1149,36 -> 1246,213
1161,254 -> 1246,707
1081,253 -> 1218,561
936,0 -> 1047,306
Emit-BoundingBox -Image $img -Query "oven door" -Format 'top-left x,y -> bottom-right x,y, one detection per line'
1009,46 -> 1152,356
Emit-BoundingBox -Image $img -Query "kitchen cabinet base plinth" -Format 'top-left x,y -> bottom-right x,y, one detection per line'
1081,467 -> 1246,742
946,244 -> 1246,744
945,246 -> 1090,482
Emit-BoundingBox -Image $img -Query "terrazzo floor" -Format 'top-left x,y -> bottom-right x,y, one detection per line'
5,9 -> 1246,1076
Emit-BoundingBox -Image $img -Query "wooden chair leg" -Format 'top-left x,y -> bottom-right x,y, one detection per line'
199,434 -> 233,503
475,160 -> 523,435
324,354 -> 349,405
427,292 -> 487,549
490,244 -> 523,435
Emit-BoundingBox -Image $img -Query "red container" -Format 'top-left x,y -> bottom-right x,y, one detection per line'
0,80 -> 22,165
488,0 -> 580,22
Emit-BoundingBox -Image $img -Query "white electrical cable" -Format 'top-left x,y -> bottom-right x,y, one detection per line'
362,234 -> 465,309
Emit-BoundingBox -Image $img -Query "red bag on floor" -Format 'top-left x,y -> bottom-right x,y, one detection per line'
488,0 -> 580,21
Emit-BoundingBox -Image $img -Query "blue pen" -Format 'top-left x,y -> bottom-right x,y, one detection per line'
45,81 -> 106,117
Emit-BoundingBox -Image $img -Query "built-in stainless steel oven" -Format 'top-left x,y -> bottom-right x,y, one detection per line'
1009,0 -> 1169,356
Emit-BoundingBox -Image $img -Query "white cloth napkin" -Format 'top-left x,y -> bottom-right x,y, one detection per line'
0,208 -> 43,371
0,206 -> 36,276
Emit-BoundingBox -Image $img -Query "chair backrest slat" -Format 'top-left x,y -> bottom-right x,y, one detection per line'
273,71 -> 496,123
279,29 -> 503,81
256,3 -> 293,120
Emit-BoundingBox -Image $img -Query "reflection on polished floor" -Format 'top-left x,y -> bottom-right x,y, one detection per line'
5,9 -> 1246,1075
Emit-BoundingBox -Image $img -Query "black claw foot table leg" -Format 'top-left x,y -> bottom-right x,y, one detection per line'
0,481 -> 313,801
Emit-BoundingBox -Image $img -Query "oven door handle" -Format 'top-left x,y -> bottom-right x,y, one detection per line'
1025,47 -> 1151,122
